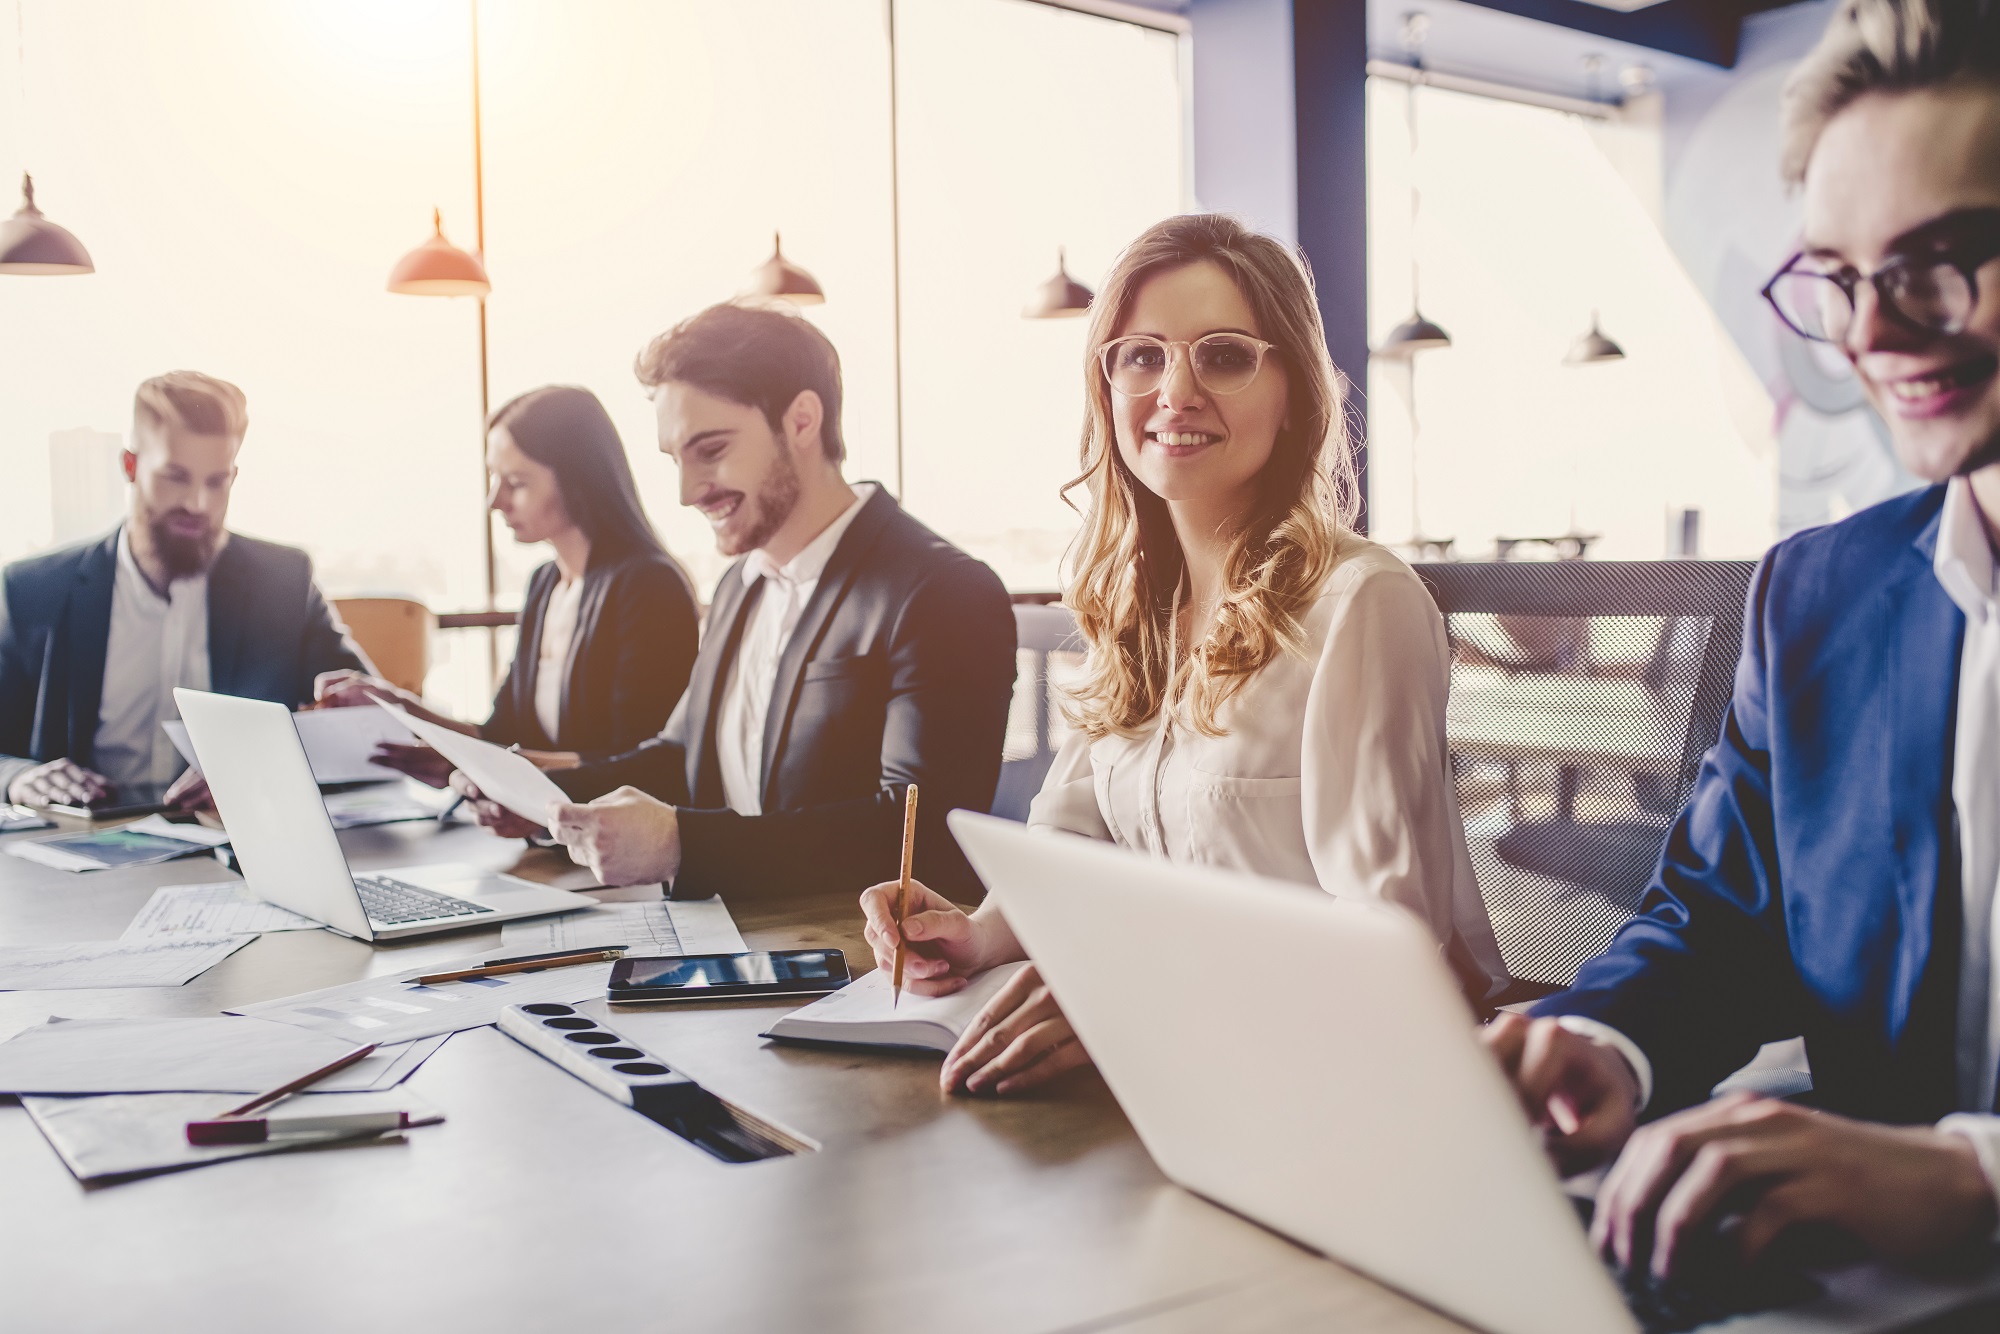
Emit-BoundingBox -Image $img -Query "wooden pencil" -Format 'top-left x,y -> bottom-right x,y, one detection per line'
891,784 -> 920,1008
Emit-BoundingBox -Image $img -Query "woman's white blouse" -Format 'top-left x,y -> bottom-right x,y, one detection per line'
1027,538 -> 1508,998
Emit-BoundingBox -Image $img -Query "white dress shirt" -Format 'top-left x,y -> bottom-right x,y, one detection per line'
1027,537 -> 1510,999
532,574 -> 585,744
1567,478 -> 2000,1205
94,526 -> 211,787
715,483 -> 876,816
1931,477 -> 2000,1196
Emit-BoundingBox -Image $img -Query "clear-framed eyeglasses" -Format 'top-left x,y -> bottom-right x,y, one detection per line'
1761,236 -> 2000,345
1098,332 -> 1278,398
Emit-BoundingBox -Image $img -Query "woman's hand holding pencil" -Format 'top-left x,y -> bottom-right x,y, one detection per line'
858,878 -> 989,999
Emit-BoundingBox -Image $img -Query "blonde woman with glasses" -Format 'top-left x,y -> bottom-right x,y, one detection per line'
861,213 -> 1506,1096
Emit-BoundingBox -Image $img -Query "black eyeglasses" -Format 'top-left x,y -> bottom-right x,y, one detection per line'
1761,227 -> 2000,345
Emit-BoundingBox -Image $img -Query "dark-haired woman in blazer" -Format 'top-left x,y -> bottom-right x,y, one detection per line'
317,385 -> 698,777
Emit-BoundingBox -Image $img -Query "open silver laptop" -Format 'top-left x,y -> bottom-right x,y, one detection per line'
947,810 -> 2000,1334
175,689 -> 582,941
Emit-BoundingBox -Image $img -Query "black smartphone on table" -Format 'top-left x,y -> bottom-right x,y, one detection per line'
608,950 -> 850,1003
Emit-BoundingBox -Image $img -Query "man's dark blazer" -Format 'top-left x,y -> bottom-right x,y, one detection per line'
0,527 -> 369,786
483,549 -> 699,763
1536,485 -> 1970,1124
557,486 -> 1017,905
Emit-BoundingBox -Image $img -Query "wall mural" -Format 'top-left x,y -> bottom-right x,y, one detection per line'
1662,9 -> 1919,536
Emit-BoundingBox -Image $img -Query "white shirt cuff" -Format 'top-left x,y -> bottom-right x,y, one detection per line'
1936,1114 -> 2000,1241
1553,1016 -> 1654,1111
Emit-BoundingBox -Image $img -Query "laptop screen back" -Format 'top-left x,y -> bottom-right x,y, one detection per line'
947,810 -> 1634,1334
173,690 -> 372,939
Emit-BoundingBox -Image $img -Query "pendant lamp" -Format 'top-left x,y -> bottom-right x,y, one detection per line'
1373,15 -> 1448,361
1377,312 -> 1451,359
387,208 -> 490,297
0,173 -> 93,275
1023,247 -> 1093,319
1564,311 -> 1625,365
749,232 -> 824,305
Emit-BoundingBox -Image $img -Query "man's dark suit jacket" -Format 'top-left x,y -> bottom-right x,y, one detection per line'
484,549 -> 699,763
0,527 -> 369,788
1537,485 -> 1970,1124
557,486 -> 1017,905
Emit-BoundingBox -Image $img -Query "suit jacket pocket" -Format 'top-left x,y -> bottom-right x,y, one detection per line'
801,653 -> 886,685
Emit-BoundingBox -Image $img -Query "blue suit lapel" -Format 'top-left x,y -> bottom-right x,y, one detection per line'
1883,508 -> 1966,1043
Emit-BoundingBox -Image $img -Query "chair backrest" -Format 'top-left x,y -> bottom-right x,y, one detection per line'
331,597 -> 434,697
1412,560 -> 1754,995
992,603 -> 1085,822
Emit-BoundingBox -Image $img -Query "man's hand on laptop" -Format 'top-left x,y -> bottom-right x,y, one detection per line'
548,787 -> 679,887
448,771 -> 547,841
6,758 -> 107,807
1484,1014 -> 1640,1175
1590,1092 -> 1998,1279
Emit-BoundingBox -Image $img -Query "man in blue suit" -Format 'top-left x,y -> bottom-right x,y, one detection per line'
1486,0 -> 2000,1280
0,371 -> 367,807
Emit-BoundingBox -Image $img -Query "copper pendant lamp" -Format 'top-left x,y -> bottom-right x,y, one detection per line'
387,208 -> 490,297
0,173 -> 93,275
749,232 -> 825,305
1023,247 -> 1093,319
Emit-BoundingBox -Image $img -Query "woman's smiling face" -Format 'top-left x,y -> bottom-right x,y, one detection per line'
1109,260 -> 1289,520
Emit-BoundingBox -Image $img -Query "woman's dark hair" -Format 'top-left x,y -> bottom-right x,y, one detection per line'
488,385 -> 670,568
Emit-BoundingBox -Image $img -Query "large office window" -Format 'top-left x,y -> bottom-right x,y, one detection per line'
0,0 -> 1185,713
1365,80 -> 1777,560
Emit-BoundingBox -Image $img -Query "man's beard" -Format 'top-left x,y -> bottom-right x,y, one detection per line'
723,448 -> 802,556
147,508 -> 222,579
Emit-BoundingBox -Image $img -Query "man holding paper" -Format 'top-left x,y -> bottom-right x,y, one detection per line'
458,304 -> 1016,906
0,372 -> 369,808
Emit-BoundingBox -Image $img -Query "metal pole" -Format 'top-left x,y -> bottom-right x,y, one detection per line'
471,0 -> 496,687
886,0 -> 906,500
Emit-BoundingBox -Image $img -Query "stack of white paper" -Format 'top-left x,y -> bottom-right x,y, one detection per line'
0,1016 -> 359,1093
231,957 -> 619,1044
0,935 -> 253,990
0,1016 -> 447,1093
499,896 -> 746,957
24,1088 -> 444,1182
121,881 -> 320,939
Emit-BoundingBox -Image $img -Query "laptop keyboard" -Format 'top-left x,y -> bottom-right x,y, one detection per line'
354,874 -> 494,926
1614,1251 -> 1823,1333
1570,1197 -> 1824,1333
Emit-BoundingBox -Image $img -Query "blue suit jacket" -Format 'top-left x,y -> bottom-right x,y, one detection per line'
1536,485 -> 1968,1123
0,527 -> 369,787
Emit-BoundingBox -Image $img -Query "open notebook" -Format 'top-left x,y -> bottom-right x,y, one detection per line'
762,961 -> 1030,1053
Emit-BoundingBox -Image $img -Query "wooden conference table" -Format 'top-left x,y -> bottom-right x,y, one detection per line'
0,814 -> 1464,1334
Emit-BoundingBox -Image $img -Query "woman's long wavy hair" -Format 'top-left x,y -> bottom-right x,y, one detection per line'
1062,214 -> 1360,740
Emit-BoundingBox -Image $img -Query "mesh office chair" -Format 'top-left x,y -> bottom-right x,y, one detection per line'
992,603 -> 1086,822
1413,561 -> 1754,1001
